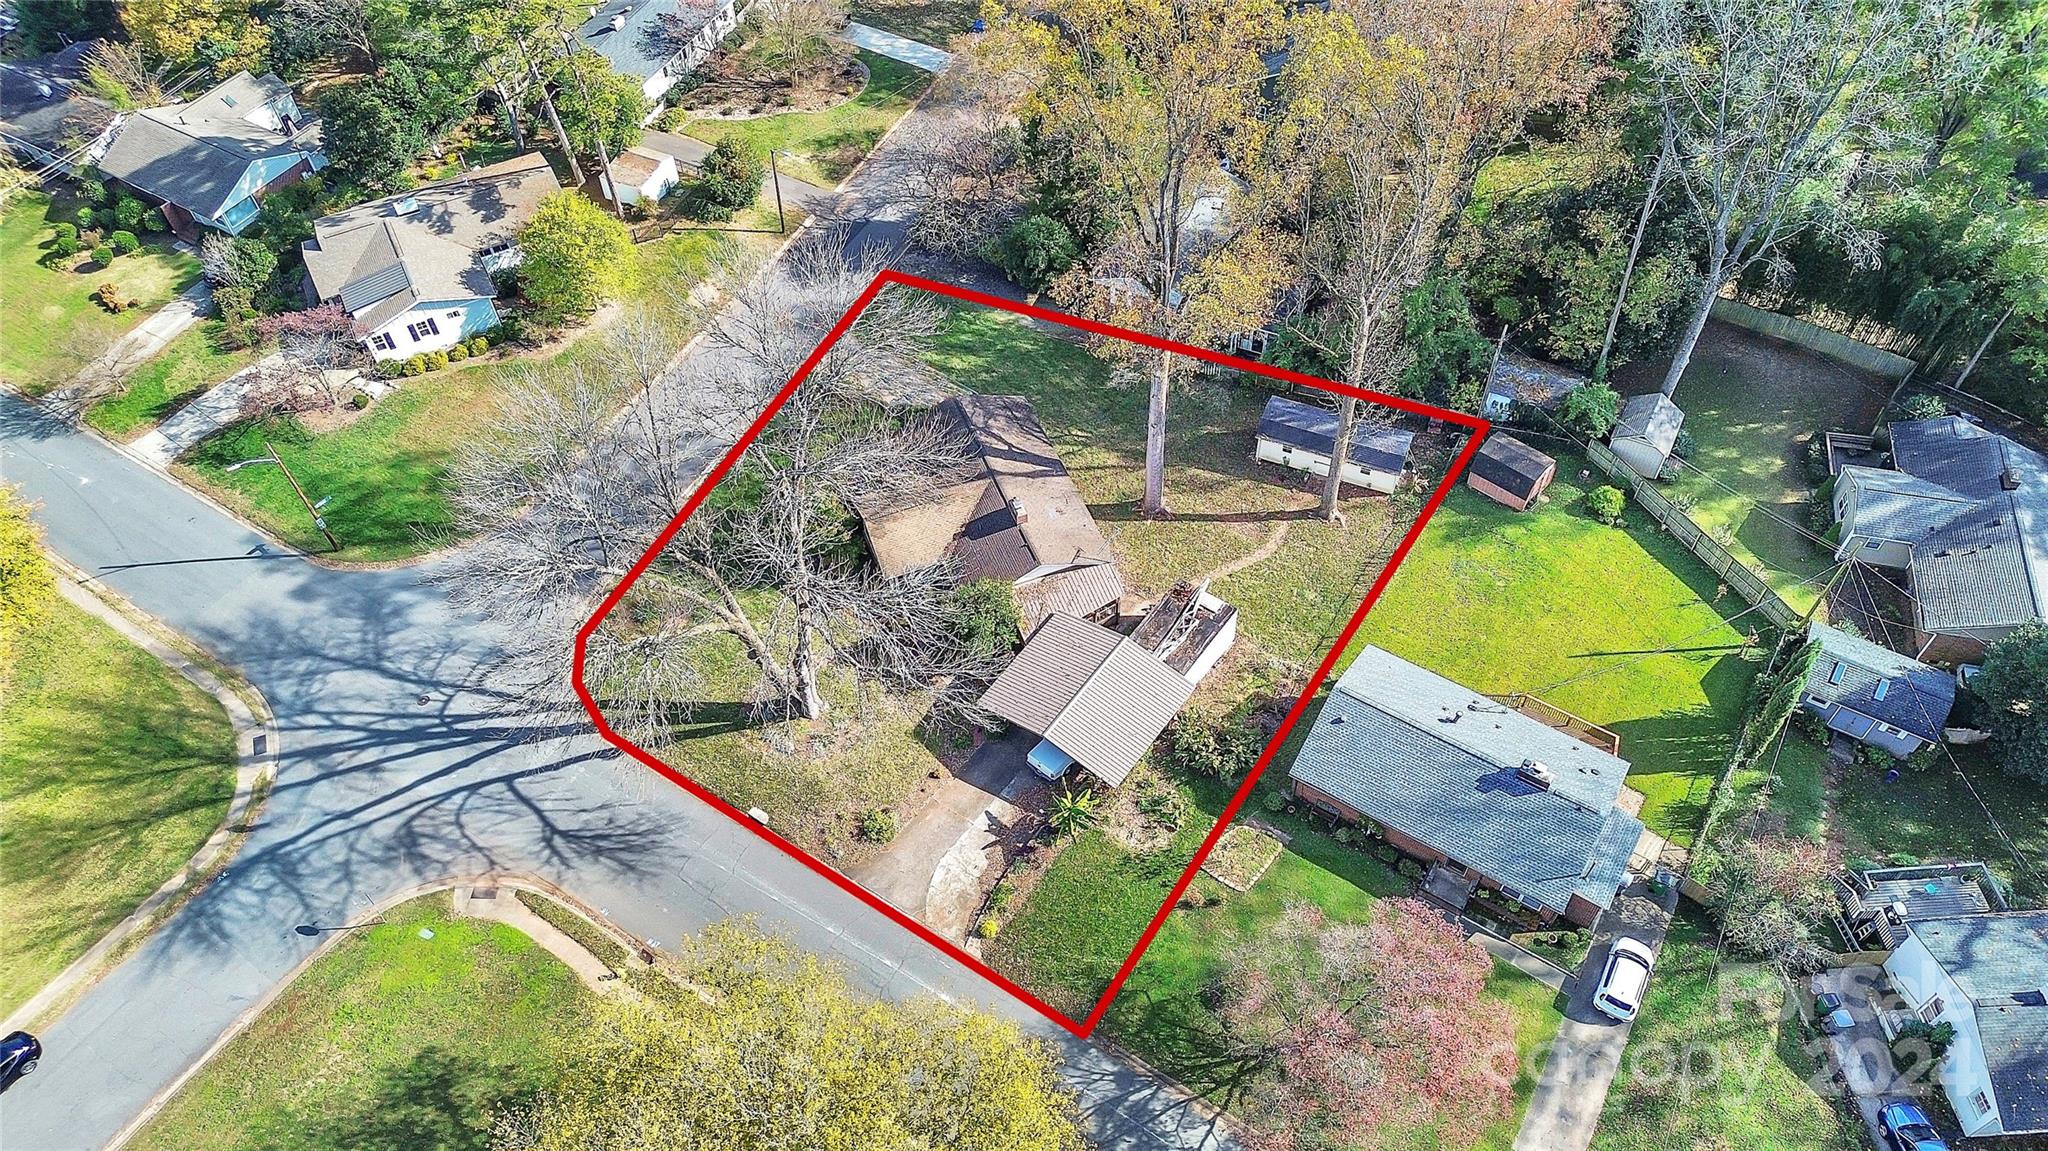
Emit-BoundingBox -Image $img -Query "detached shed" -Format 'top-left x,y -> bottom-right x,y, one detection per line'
1256,395 -> 1414,494
1610,393 -> 1685,478
601,146 -> 679,206
1483,353 -> 1585,419
1467,434 -> 1556,511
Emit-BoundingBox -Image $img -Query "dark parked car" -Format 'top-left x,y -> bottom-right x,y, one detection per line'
1813,991 -> 1855,1034
1879,1100 -> 1951,1151
0,1032 -> 40,1094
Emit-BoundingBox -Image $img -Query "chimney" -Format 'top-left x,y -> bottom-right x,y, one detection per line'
1516,759 -> 1555,790
1009,497 -> 1028,525
2003,467 -> 2020,492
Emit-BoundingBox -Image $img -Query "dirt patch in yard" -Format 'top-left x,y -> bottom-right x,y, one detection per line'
669,49 -> 865,119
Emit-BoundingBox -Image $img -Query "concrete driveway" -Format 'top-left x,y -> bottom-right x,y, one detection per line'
846,729 -> 1034,932
1813,965 -> 1905,1149
1513,878 -> 1677,1151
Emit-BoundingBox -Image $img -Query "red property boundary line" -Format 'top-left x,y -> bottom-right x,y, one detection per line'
572,269 -> 1492,1039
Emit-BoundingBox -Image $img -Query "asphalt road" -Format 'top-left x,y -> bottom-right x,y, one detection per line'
0,390 -> 1230,1149
0,71 -> 1226,1151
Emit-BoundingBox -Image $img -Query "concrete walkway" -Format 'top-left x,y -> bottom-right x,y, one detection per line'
1512,878 -> 1677,1151
1468,927 -> 1571,993
843,22 -> 954,72
54,278 -> 214,413
454,884 -> 620,992
129,354 -> 280,467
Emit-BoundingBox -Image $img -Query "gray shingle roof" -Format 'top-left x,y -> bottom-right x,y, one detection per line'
1257,395 -> 1414,474
578,0 -> 722,79
96,71 -> 320,218
1613,392 -> 1684,454
1843,417 -> 2047,633
977,613 -> 1194,787
1804,622 -> 1956,741
302,153 -> 560,324
1288,646 -> 1641,916
1909,911 -> 2048,1132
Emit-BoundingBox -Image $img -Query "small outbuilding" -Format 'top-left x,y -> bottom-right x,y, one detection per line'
1466,434 -> 1556,511
601,145 -> 679,206
1255,395 -> 1414,495
1609,392 -> 1685,478
1483,352 -> 1584,420
1800,622 -> 1956,758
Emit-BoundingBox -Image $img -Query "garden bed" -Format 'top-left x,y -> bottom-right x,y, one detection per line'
1201,822 -> 1286,892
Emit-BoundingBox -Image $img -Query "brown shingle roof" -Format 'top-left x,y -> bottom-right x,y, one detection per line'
855,395 -> 1116,584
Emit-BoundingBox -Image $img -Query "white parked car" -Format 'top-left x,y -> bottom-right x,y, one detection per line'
1593,936 -> 1656,1022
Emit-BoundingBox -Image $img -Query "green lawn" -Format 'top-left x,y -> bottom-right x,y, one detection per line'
84,320 -> 259,440
0,594 -> 237,1019
1010,771 -> 1563,1151
129,895 -> 595,1151
1611,323 -> 1889,610
1353,465 -> 1764,845
0,191 -> 202,396
683,50 -> 933,187
176,231 -> 747,562
1825,737 -> 2048,907
848,0 -> 979,44
1592,913 -> 1861,1151
1468,139 -> 1619,225
926,306 -> 1405,668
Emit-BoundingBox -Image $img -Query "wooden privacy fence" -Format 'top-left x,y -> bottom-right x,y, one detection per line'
1585,441 -> 1802,630
1711,297 -> 1918,381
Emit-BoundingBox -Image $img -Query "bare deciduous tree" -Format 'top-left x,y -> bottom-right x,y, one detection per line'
1641,0 -> 1953,396
1025,0 -> 1294,518
1281,21 -> 1461,520
443,243 -> 1007,739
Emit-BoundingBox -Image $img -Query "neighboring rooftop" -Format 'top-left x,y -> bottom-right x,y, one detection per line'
1804,622 -> 1957,742
577,0 -> 723,79
977,612 -> 1196,787
96,71 -> 320,217
1613,392 -> 1684,454
1908,910 -> 2048,1132
1468,433 -> 1555,501
1485,352 -> 1585,411
1842,416 -> 2047,633
0,40 -> 115,157
302,153 -> 560,331
853,395 -> 1118,586
1257,395 -> 1415,474
1289,645 -> 1642,918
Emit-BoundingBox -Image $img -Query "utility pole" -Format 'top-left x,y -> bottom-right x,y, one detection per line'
769,150 -> 786,233
556,27 -> 625,220
226,440 -> 338,551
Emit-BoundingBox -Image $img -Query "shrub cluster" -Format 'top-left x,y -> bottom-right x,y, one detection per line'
854,807 -> 898,845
